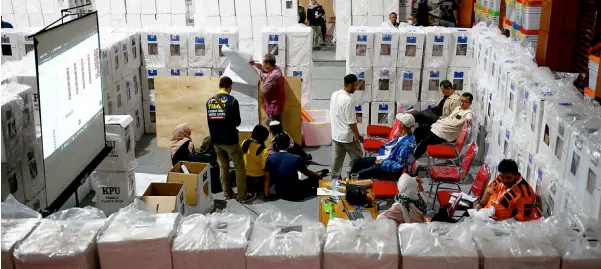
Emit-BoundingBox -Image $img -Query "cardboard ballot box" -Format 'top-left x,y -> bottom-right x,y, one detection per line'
168,161 -> 214,213
142,182 -> 185,214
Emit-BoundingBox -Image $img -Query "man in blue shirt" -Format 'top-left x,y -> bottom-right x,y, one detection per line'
350,113 -> 417,179
265,133 -> 327,201
207,76 -> 255,203
1,16 -> 13,28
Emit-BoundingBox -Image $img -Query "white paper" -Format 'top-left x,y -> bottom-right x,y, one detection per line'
222,46 -> 260,86
467,208 -> 495,221
451,192 -> 478,202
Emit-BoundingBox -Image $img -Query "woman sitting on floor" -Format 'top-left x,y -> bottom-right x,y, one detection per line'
350,113 -> 417,179
170,123 -> 207,166
242,125 -> 271,197
378,173 -> 428,225
269,120 -> 312,163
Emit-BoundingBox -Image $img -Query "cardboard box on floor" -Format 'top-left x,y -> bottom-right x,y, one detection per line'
168,161 -> 212,209
154,76 -> 302,149
142,182 -> 185,214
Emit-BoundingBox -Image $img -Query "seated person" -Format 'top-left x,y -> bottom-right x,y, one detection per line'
476,159 -> 537,221
265,133 -> 327,201
242,125 -> 271,197
269,120 -> 312,162
350,113 -> 417,179
410,80 -> 460,128
378,173 -> 428,225
170,123 -> 207,166
413,92 -> 473,159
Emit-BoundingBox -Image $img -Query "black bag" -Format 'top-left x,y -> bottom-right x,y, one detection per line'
345,184 -> 368,207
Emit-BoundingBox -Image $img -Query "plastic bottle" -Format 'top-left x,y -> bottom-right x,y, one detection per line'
332,176 -> 339,201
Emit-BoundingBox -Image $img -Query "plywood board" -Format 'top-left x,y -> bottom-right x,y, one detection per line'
155,76 -> 302,149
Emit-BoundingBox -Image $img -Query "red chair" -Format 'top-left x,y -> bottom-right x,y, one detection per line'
428,142 -> 478,199
436,163 -> 491,208
446,195 -> 463,222
362,120 -> 402,156
372,160 -> 417,198
426,122 -> 471,165
532,208 -> 543,220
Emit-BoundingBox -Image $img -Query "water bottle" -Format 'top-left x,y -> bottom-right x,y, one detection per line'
332,176 -> 339,201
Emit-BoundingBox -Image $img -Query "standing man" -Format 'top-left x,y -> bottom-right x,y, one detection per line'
388,12 -> 400,27
206,76 -> 256,203
330,74 -> 364,178
413,92 -> 473,159
251,54 -> 285,125
439,0 -> 459,27
307,0 -> 326,49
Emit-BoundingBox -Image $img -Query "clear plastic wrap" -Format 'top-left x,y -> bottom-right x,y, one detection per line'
1,82 -> 35,162
13,207 -> 106,269
346,26 -> 374,68
323,218 -> 398,269
423,27 -> 451,68
1,195 -> 41,269
97,199 -> 181,269
543,214 -> 601,269
245,209 -> 325,269
470,220 -> 561,269
373,26 -> 399,68
285,24 -> 313,68
398,222 -> 479,269
398,26 -> 426,69
172,212 -> 251,269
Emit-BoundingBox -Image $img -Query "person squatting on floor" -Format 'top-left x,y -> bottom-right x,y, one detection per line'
242,125 -> 271,198
269,120 -> 312,163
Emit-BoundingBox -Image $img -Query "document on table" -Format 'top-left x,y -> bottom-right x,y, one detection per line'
317,188 -> 346,196
451,192 -> 478,202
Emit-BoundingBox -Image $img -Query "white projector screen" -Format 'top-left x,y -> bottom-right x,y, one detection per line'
35,13 -> 106,205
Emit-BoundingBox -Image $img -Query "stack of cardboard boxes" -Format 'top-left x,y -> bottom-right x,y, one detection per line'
92,115 -> 137,216
1,83 -> 46,213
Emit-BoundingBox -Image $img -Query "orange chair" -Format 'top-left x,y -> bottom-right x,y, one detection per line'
436,163 -> 491,208
426,122 -> 471,166
428,142 -> 478,200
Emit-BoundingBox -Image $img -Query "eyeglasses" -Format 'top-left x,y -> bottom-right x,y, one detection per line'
460,99 -> 471,103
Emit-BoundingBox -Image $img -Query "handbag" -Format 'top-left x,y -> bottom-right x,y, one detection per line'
345,184 -> 368,207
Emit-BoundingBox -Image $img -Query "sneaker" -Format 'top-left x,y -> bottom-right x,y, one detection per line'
238,193 -> 257,203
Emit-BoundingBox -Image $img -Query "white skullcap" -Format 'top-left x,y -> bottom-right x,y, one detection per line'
396,113 -> 415,128
268,120 -> 281,126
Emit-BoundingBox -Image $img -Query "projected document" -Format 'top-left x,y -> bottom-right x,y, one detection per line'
38,34 -> 103,158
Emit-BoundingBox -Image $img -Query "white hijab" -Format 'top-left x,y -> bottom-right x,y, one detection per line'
397,173 -> 419,200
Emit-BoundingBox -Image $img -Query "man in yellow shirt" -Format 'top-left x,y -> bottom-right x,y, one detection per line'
242,125 -> 271,197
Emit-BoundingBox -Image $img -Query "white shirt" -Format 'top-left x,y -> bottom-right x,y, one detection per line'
431,107 -> 473,142
330,89 -> 357,143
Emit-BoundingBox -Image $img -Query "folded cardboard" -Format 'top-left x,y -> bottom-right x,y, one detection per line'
142,182 -> 186,214
93,169 -> 136,216
168,161 -> 214,213
97,115 -> 135,172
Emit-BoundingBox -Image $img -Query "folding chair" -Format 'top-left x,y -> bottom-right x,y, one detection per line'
362,119 -> 402,156
436,163 -> 491,208
428,142 -> 478,202
426,122 -> 471,166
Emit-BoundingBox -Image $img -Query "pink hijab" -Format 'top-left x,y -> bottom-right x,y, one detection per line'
171,123 -> 194,156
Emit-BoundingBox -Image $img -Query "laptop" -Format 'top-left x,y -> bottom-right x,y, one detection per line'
342,201 -> 373,220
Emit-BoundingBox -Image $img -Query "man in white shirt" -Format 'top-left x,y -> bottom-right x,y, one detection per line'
330,74 -> 365,177
413,92 -> 474,159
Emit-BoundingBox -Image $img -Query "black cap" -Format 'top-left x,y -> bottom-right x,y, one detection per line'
344,74 -> 358,85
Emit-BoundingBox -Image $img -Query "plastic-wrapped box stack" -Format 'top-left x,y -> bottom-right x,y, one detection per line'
354,102 -> 370,135
1,83 -> 44,209
398,222 -> 479,269
13,207 -> 107,269
1,0 -> 65,28
335,0 -> 352,60
97,201 -> 181,269
347,26 -> 374,106
286,24 -> 313,108
1,196 -> 41,269
246,210 -> 325,269
262,26 -> 287,70
448,28 -> 472,93
373,26 -> 398,102
0,29 -> 37,64
323,219 -> 398,269
172,213 -> 251,269
471,221 -> 561,269
543,214 -> 601,269
398,26 -> 425,107
421,27 -> 451,103
93,115 -> 138,216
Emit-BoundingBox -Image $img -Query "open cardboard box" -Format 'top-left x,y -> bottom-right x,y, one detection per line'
168,161 -> 211,206
142,182 -> 185,214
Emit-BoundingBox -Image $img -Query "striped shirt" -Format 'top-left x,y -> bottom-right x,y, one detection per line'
485,175 -> 536,221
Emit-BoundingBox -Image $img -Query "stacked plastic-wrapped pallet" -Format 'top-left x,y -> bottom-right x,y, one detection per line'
1,0 -> 69,28
323,218 -> 398,269
543,214 -> 601,269
246,210 -> 325,269
398,26 -> 425,113
1,196 -> 41,269
399,222 -> 479,269
97,200 -> 181,269
172,213 -> 251,269
285,24 -> 314,108
13,207 -> 107,269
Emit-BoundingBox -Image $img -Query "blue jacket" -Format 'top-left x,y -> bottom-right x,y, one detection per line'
380,134 -> 417,172
206,90 -> 241,145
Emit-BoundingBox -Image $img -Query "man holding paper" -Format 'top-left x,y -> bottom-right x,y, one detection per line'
251,54 -> 285,125
476,159 -> 537,221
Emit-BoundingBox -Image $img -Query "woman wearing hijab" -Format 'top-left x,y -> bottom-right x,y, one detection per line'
377,173 -> 428,225
170,123 -> 205,166
242,125 -> 271,197
307,0 -> 326,49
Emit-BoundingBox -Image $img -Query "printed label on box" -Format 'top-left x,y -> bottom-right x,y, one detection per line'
457,36 -> 468,44
147,35 -> 157,42
454,72 -> 464,79
195,37 -> 205,44
382,34 -> 392,42
170,35 -> 180,41
357,35 -> 368,42
407,36 -> 416,43
430,71 -> 439,78
171,69 -> 181,76
292,71 -> 302,77
403,72 -> 413,79
434,36 -> 444,42
269,34 -> 279,41
219,38 -> 229,45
